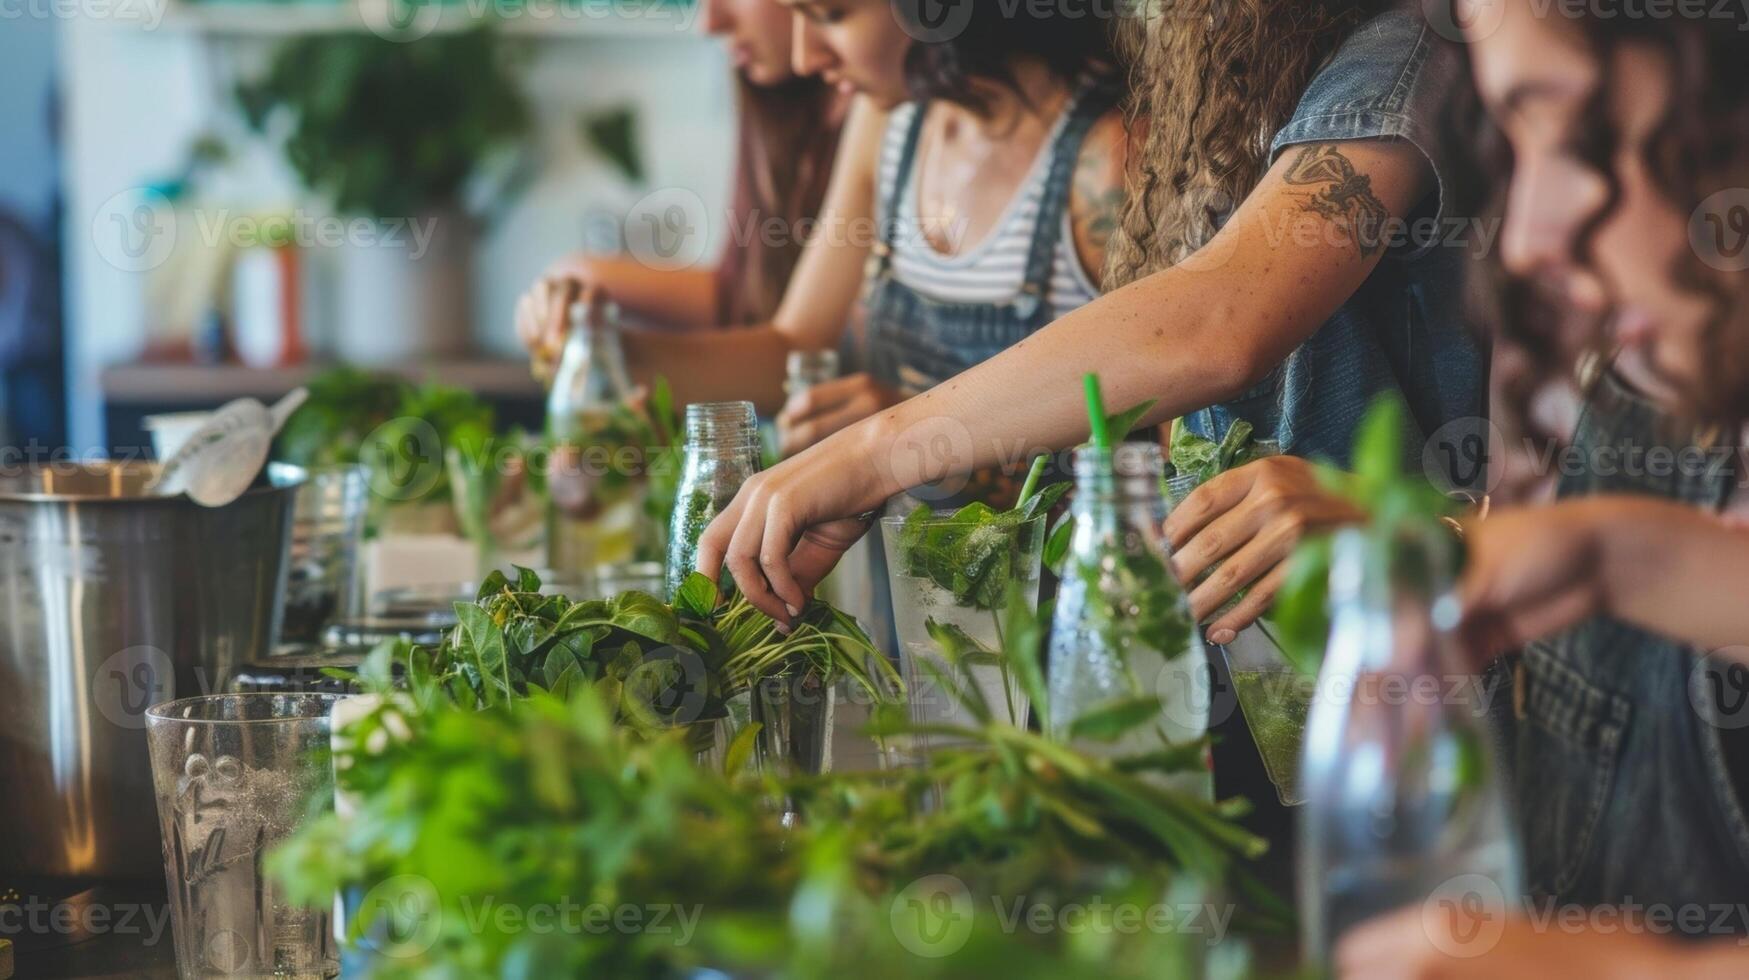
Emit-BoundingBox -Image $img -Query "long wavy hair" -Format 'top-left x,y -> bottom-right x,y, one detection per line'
1442,4 -> 1749,436
716,76 -> 843,326
1105,0 -> 1389,286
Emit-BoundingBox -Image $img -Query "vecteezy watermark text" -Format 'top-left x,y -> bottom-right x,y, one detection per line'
0,895 -> 173,946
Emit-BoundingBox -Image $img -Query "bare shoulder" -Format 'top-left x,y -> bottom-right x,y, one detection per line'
1067,108 -> 1133,285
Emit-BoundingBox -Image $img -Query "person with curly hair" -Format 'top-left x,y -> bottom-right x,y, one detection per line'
696,1 -> 1486,636
1336,2 -> 1749,975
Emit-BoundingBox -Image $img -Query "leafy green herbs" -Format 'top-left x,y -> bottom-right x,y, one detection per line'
1072,550 -> 1199,676
895,456 -> 1066,613
273,366 -> 495,507
784,589 -> 1287,934
1167,417 -> 1261,487
276,585 -> 1283,979
373,567 -> 897,747
1270,397 -> 1461,675
272,366 -> 405,469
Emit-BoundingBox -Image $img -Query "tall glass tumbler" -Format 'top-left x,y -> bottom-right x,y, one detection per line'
881,512 -> 1045,763
146,694 -> 341,979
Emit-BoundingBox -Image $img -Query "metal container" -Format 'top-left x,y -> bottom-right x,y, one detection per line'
281,464 -> 370,645
0,461 -> 304,885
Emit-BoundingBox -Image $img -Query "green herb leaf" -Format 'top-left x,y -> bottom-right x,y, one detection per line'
1106,398 -> 1159,441
1066,695 -> 1165,743
673,572 -> 720,619
723,720 -> 763,776
607,591 -> 681,645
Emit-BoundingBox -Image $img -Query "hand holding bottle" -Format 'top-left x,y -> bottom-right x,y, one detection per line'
516,273 -> 604,378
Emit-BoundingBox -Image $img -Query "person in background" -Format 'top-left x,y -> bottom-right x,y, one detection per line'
1334,2 -> 1749,975
517,0 -> 844,367
0,207 -> 64,451
521,0 -> 1130,452
696,2 -> 1485,628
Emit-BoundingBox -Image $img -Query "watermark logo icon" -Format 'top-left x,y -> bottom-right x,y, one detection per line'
362,418 -> 445,503
1421,872 -> 1510,958
205,927 -> 252,972
94,645 -> 175,730
626,188 -> 710,272
357,0 -> 445,41
359,874 -> 443,959
1691,189 -> 1749,273
1688,649 -> 1749,731
1422,416 -> 1503,497
889,874 -> 974,958
1421,0 -> 1508,44
92,187 -> 177,273
891,0 -> 974,43
882,415 -> 974,503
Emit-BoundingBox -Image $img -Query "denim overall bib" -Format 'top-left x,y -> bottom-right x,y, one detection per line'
1501,368 -> 1749,927
841,84 -> 1115,760
863,81 -> 1117,411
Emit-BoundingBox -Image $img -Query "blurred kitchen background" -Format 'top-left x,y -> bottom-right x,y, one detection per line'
0,0 -> 730,456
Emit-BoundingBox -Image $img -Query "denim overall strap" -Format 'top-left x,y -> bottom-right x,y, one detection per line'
870,101 -> 933,277
1502,367 -> 1749,925
1011,78 -> 1117,319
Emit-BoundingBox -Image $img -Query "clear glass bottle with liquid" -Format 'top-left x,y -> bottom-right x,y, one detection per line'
665,401 -> 762,599
784,349 -> 840,397
546,299 -> 644,580
1298,524 -> 1522,964
1046,442 -> 1212,797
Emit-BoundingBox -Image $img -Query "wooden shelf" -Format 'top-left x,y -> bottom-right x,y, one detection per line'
141,0 -> 703,39
102,358 -> 545,405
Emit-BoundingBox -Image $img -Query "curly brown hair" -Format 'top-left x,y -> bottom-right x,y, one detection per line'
1104,0 -> 1389,286
1441,3 -> 1749,434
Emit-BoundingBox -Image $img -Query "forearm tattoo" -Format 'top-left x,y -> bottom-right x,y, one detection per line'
1282,144 -> 1391,259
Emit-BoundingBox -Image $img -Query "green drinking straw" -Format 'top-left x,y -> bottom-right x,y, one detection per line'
1083,373 -> 1110,452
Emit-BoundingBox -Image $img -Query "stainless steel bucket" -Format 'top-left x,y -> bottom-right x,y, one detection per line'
0,461 -> 304,885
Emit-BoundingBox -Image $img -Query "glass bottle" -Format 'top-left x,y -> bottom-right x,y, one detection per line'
1298,525 -> 1522,964
665,401 -> 762,599
545,300 -> 643,581
784,349 -> 840,398
1046,442 -> 1212,797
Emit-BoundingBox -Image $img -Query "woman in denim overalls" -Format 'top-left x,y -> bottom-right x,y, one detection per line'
1338,3 -> 1749,975
858,79 -> 1120,510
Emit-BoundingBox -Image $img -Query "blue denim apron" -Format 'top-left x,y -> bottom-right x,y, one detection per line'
861,81 -> 1115,509
1499,368 -> 1749,926
864,81 -> 1115,388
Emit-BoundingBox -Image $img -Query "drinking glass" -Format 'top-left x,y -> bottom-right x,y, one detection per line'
146,693 -> 340,979
280,465 -> 370,645
880,512 -> 1045,762
1164,440 -> 1309,804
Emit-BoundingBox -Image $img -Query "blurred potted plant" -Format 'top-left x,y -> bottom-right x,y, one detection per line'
238,27 -> 532,364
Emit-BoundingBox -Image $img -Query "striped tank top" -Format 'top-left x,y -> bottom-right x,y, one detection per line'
873,89 -> 1104,322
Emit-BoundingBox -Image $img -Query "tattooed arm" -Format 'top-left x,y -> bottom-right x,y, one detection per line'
696,138 -> 1434,621
1067,110 -> 1131,279
1281,144 -> 1395,259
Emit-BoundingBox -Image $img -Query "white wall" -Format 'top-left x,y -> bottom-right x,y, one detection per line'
60,13 -> 734,449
